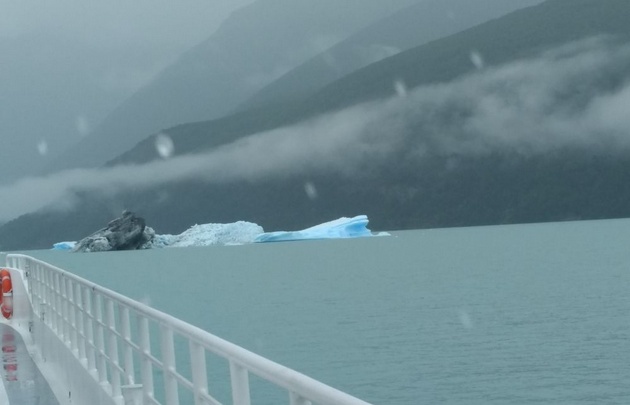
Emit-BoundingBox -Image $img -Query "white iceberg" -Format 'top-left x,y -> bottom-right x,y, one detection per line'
254,215 -> 377,243
145,221 -> 264,248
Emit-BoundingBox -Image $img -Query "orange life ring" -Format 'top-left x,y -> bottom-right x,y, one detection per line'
0,269 -> 13,319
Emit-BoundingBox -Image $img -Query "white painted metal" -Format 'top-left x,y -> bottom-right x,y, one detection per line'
5,254 -> 375,405
229,362 -> 251,405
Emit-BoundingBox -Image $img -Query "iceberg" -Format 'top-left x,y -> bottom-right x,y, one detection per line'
52,215 -> 384,250
254,215 -> 377,243
52,241 -> 77,251
145,221 -> 264,248
73,211 -> 153,252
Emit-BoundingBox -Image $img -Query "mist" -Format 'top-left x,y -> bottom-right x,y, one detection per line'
2,38 -> 630,223
0,1 -> 253,47
0,0 -> 253,183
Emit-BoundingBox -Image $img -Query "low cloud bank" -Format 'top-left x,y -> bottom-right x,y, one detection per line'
2,37 -> 630,222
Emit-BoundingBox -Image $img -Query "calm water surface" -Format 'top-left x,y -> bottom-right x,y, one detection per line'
25,219 -> 630,404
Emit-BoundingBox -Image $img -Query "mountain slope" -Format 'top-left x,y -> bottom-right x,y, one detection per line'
43,0 -> 418,173
0,33 -> 143,184
4,0 -> 630,250
113,0 -> 630,166
240,0 -> 541,111
301,0 -> 630,115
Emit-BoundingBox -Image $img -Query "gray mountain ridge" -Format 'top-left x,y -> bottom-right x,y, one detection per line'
111,0 -> 542,166
42,0 -> 419,174
240,0 -> 542,111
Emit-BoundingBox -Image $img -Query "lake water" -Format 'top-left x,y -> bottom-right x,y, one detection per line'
21,219 -> 630,404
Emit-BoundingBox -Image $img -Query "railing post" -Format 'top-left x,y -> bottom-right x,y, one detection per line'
68,279 -> 79,354
75,283 -> 86,362
94,293 -> 108,384
38,264 -> 45,308
161,326 -> 179,405
31,262 -> 39,305
229,361 -> 251,405
121,307 -> 135,385
121,384 -> 143,405
53,272 -> 62,335
71,281 -> 78,349
84,287 -> 97,375
60,276 -> 70,345
30,263 -> 41,318
106,299 -> 122,398
66,279 -> 79,354
42,266 -> 52,328
189,341 -> 208,405
138,316 -> 154,404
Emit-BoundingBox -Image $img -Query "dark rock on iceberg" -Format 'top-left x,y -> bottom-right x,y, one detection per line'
72,211 -> 154,252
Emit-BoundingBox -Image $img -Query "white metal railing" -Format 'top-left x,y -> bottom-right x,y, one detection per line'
6,254 -> 374,405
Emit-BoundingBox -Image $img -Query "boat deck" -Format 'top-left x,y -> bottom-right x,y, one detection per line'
0,323 -> 60,405
0,253 -> 376,405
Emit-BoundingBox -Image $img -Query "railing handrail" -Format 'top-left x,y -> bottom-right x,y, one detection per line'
6,254 -> 373,405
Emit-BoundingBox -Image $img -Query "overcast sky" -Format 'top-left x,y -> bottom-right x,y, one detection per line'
0,0 -> 254,183
0,1 -> 253,48
0,0 -> 255,89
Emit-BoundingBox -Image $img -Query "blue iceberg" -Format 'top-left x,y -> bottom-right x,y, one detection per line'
52,241 -> 77,251
255,215 -> 377,243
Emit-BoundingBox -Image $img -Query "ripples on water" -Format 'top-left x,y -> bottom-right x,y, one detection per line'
29,219 -> 630,404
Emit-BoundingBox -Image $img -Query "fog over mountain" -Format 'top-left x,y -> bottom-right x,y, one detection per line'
43,0 -> 419,174
2,0 -> 630,250
2,37 -> 630,225
0,0 -> 253,184
241,0 -> 542,110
